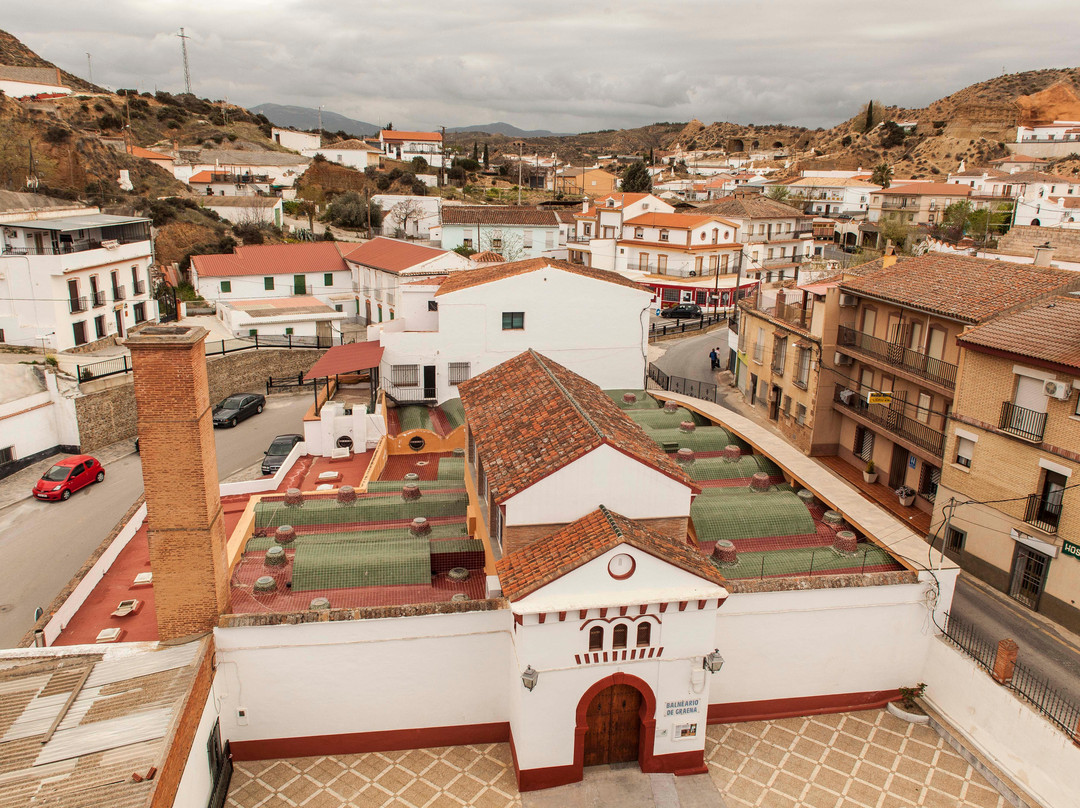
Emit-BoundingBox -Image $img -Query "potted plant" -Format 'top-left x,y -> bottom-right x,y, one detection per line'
863,460 -> 878,484
895,485 -> 916,507
887,682 -> 929,723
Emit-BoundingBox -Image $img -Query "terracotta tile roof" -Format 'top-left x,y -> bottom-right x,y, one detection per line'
435,257 -> 648,297
472,250 -> 505,263
496,506 -> 726,600
380,130 -> 442,142
839,253 -> 1080,322
188,170 -> 217,183
990,154 -> 1048,164
128,145 -> 172,161
191,241 -> 347,278
877,182 -> 970,196
457,350 -> 694,503
323,138 -> 380,151
623,212 -> 738,229
957,295 -> 1080,370
440,206 -> 562,226
988,171 -> 1076,184
343,237 -> 448,273
697,196 -> 807,220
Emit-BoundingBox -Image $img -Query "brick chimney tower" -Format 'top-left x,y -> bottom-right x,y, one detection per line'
127,325 -> 230,640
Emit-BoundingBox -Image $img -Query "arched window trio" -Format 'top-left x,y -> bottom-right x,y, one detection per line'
588,622 -> 651,652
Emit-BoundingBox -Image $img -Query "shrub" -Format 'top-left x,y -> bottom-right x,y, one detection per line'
325,191 -> 382,229
44,125 -> 70,144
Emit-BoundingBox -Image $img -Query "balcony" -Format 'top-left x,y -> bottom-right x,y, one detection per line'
998,401 -> 1047,442
881,199 -> 916,210
92,290 -> 106,308
1024,493 -> 1061,534
837,325 -> 957,390
833,383 -> 946,457
112,285 -> 126,301
68,296 -> 87,314
133,279 -> 146,296
2,233 -> 150,257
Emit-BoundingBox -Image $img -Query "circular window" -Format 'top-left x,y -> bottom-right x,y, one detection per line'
608,553 -> 636,580
408,436 -> 426,451
336,435 -> 353,450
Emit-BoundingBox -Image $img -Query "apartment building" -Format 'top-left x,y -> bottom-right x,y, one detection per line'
828,254 -> 1080,519
0,195 -> 155,351
936,296 -> 1080,633
867,183 -> 971,226
698,195 -> 814,282
433,206 -> 566,260
567,192 -> 674,269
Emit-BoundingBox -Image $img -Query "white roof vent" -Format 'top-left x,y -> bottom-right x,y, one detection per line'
95,628 -> 123,643
132,572 -> 153,587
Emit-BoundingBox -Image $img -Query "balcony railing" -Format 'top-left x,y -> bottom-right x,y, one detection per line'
881,199 -> 916,209
833,384 -> 946,456
132,279 -> 146,295
2,234 -> 150,256
112,285 -> 126,301
68,296 -> 87,313
92,290 -> 106,308
999,401 -> 1047,442
837,325 -> 957,389
1024,493 -> 1061,534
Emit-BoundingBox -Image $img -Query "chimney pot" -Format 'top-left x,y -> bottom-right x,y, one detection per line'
749,472 -> 771,492
275,525 -> 296,545
676,448 -> 695,465
264,546 -> 287,567
402,483 -> 421,501
410,517 -> 431,536
712,540 -> 738,566
285,488 -> 304,507
336,485 -> 357,505
833,530 -> 858,555
723,444 -> 742,462
253,576 -> 277,593
679,420 -> 696,433
823,510 -> 845,528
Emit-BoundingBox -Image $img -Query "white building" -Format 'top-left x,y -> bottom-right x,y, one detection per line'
187,169 -> 274,197
367,257 -> 653,402
190,242 -> 356,316
616,212 -> 742,279
301,139 -> 382,170
0,364 -> 79,478
271,127 -> 322,152
373,194 -> 442,239
567,192 -> 675,270
433,206 -> 567,260
379,130 -> 444,168
0,197 -> 156,351
215,295 -> 348,340
343,237 -> 471,324
698,195 -> 815,282
0,65 -> 70,98
171,149 -> 311,190
199,196 -> 283,227
769,176 -> 881,216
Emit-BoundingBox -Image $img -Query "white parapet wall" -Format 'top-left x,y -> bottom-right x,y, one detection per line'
218,442 -> 307,497
923,637 -> 1080,808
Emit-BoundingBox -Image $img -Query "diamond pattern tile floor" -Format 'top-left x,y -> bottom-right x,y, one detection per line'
226,743 -> 522,808
705,709 -> 1007,808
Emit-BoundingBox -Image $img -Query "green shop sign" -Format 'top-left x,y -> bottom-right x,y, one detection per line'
1063,540 -> 1080,561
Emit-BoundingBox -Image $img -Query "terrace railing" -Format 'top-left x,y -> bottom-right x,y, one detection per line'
837,325 -> 957,389
833,383 -> 945,456
998,401 -> 1047,442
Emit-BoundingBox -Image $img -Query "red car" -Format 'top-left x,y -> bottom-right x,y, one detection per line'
32,455 -> 105,501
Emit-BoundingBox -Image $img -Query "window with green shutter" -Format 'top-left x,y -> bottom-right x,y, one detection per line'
264,277 -> 274,290
501,312 -> 524,330
285,327 -> 294,335
324,273 -> 333,287
220,280 -> 231,293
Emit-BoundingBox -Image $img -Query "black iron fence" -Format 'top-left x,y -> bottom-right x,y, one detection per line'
649,311 -> 729,341
941,612 -> 1080,738
77,333 -> 342,382
837,325 -> 957,389
999,401 -> 1047,442
833,383 -> 946,456
1023,493 -> 1061,534
647,363 -> 719,404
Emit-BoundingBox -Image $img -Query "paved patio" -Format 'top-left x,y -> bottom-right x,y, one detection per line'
227,709 -> 1012,808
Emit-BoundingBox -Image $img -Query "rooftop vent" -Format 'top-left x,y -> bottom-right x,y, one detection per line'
132,572 -> 153,587
451,593 -> 469,602
337,485 -> 357,505
265,546 -> 287,567
275,525 -> 296,545
679,420 -> 696,433
253,575 -> 277,593
796,489 -> 816,507
404,472 -> 420,483
676,448 -> 695,465
452,448 -> 465,458
822,510 -> 845,528
833,530 -> 858,555
723,444 -> 742,462
402,482 -> 421,502
749,472 -> 771,492
110,599 -> 141,618
284,488 -> 304,507
95,627 -> 123,643
448,567 -> 470,582
310,597 -> 331,611
664,401 -> 680,413
712,540 -> 738,566
410,517 -> 432,536
623,392 -> 637,404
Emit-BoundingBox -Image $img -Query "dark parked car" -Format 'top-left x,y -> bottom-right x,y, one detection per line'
660,303 -> 703,319
32,455 -> 105,501
262,434 -> 303,476
212,393 -> 266,428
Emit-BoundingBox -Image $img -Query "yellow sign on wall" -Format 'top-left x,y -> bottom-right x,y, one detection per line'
867,392 -> 892,405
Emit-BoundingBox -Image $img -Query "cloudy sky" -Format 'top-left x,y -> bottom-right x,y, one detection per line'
7,1 -> 1080,133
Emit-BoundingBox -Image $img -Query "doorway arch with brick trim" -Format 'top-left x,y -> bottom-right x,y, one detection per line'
574,673 -> 657,774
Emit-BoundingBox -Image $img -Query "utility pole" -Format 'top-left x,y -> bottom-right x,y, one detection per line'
318,105 -> 323,146
364,188 -> 372,239
439,126 -> 446,188
516,140 -> 524,205
86,53 -> 92,85
178,28 -> 192,95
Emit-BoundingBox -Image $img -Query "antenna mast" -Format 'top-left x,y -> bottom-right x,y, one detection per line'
178,28 -> 192,95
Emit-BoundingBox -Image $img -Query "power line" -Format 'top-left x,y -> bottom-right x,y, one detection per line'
177,28 -> 192,95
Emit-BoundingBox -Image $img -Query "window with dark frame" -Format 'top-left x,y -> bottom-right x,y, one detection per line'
502,311 -> 524,330
588,626 -> 604,651
919,463 -> 940,501
391,364 -> 419,386
955,436 -> 974,468
324,273 -> 334,287
636,622 -> 651,646
946,527 -> 966,554
448,362 -> 471,385
0,446 -> 14,465
612,624 -> 628,649
428,300 -> 438,311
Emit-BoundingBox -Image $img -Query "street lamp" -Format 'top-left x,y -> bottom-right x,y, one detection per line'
521,665 -> 539,691
703,649 -> 725,673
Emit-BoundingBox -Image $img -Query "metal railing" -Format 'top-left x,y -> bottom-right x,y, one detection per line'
68,296 -> 87,313
833,383 -> 946,456
78,333 -> 343,382
92,290 -> 106,308
1023,493 -> 1061,534
647,363 -> 719,404
112,284 -> 126,301
132,279 -> 146,295
648,312 -> 728,341
837,325 -> 957,389
382,380 -> 435,403
941,612 -> 1080,738
998,401 -> 1047,442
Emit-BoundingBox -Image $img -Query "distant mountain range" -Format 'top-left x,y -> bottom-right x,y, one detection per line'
252,104 -> 564,138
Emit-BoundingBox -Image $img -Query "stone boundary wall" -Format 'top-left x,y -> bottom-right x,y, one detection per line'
74,348 -> 325,453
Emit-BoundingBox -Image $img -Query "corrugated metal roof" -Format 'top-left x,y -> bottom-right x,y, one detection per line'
4,214 -> 149,231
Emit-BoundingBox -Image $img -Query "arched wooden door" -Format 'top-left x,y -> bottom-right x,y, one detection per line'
582,684 -> 642,767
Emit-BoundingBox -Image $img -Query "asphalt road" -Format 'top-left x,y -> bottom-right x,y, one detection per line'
949,573 -> 1080,705
654,326 -> 731,388
0,393 -> 313,648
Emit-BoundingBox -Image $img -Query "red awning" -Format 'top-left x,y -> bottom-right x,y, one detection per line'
303,341 -> 384,381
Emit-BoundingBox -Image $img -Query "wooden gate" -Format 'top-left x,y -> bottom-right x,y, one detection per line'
582,684 -> 642,767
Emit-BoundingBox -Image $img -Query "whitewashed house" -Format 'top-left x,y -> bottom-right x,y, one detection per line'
0,195 -> 156,351
215,296 -> 348,340
190,242 -> 356,319
0,65 -> 70,98
367,257 -> 653,403
172,149 -> 310,190
0,364 -> 79,479
187,169 -> 274,197
568,192 -> 675,270
373,194 -> 442,239
699,195 -> 815,282
379,130 -> 444,168
271,127 -> 322,152
433,206 -> 567,260
343,237 -> 471,324
301,139 -> 382,170
199,196 -> 283,227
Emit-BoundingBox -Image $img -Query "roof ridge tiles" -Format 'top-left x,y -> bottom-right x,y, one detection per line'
530,349 -> 605,441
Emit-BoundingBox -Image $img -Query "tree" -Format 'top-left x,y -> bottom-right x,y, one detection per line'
325,192 -> 382,230
878,217 -> 910,251
472,142 -> 479,161
411,156 -> 428,173
621,161 -> 652,193
870,163 -> 893,189
297,199 -> 318,233
865,100 -> 874,132
482,143 -> 489,169
387,198 -> 425,238
880,121 -> 905,149
479,229 -> 524,261
766,186 -> 790,202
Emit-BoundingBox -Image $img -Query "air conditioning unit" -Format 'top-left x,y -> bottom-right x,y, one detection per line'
834,352 -> 853,366
839,294 -> 857,307
1044,380 -> 1071,400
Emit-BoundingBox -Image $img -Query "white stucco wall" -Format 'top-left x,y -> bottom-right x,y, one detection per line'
171,685 -> 222,808
0,79 -> 70,98
193,269 -> 354,313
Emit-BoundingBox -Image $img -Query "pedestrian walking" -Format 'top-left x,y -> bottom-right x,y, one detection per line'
709,348 -> 718,370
